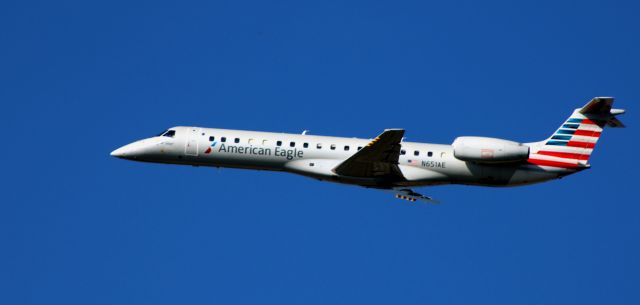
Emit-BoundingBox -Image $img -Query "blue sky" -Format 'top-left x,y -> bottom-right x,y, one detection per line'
1,0 -> 639,304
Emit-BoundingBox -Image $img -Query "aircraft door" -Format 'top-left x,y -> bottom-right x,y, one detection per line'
185,128 -> 200,156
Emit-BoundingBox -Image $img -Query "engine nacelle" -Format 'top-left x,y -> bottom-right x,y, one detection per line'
452,136 -> 529,163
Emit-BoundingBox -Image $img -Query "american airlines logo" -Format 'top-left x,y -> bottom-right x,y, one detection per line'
204,141 -> 217,154
203,140 -> 304,160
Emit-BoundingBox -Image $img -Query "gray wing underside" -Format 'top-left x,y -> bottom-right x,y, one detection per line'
332,129 -> 405,179
333,129 -> 439,203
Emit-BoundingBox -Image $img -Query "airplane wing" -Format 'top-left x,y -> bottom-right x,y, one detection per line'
390,188 -> 440,204
333,129 -> 405,179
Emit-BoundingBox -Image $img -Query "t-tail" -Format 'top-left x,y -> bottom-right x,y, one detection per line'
528,97 -> 626,169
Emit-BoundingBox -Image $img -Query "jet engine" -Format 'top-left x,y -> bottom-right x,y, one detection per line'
452,136 -> 529,163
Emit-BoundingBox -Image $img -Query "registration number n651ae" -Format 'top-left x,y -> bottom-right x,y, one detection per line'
422,161 -> 446,168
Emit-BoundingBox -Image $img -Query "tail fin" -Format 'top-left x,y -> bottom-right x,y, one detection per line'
528,97 -> 625,169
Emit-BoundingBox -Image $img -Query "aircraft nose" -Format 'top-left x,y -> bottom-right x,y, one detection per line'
111,138 -> 162,161
111,138 -> 161,159
111,140 -> 148,159
110,144 -> 133,158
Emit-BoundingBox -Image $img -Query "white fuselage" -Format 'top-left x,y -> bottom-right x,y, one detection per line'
111,126 -> 575,189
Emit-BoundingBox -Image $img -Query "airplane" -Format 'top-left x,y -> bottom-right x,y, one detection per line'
111,97 -> 625,203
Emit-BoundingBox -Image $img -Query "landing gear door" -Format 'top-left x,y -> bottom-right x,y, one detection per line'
185,128 -> 200,156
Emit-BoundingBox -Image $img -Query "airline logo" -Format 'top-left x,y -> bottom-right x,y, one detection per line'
202,140 -> 304,160
528,114 -> 604,169
204,141 -> 217,154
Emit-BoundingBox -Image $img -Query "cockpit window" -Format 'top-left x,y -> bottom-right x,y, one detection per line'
162,130 -> 176,138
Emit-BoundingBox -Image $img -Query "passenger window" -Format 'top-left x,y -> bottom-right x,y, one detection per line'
290,142 -> 295,147
400,149 -> 406,155
277,141 -> 282,146
414,150 -> 419,156
428,151 -> 433,157
248,139 -> 255,144
330,144 -> 336,150
262,140 -> 268,145
317,143 -> 323,149
357,146 -> 362,150
221,137 -> 226,142
344,145 -> 349,151
303,143 -> 309,148
234,138 -> 240,143
209,136 -> 215,142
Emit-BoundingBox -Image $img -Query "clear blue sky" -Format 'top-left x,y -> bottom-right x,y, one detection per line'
2,0 -> 639,304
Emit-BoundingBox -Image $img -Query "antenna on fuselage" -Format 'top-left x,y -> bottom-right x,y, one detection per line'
302,130 -> 310,135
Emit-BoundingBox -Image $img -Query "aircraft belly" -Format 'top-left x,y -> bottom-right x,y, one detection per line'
453,163 -> 561,186
212,154 -> 281,166
506,168 -> 561,186
282,159 -> 402,187
283,159 -> 341,177
398,165 -> 449,184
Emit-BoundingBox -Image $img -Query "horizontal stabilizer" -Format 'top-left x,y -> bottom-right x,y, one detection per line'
580,97 -> 614,115
579,97 -> 626,128
607,117 -> 625,128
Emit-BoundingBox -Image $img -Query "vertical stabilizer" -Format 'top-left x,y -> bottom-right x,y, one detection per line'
527,97 -> 625,169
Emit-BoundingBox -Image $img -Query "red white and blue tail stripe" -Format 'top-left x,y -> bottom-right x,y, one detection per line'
527,97 -> 625,169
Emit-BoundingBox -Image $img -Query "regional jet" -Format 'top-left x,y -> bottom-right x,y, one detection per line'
111,97 -> 625,202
